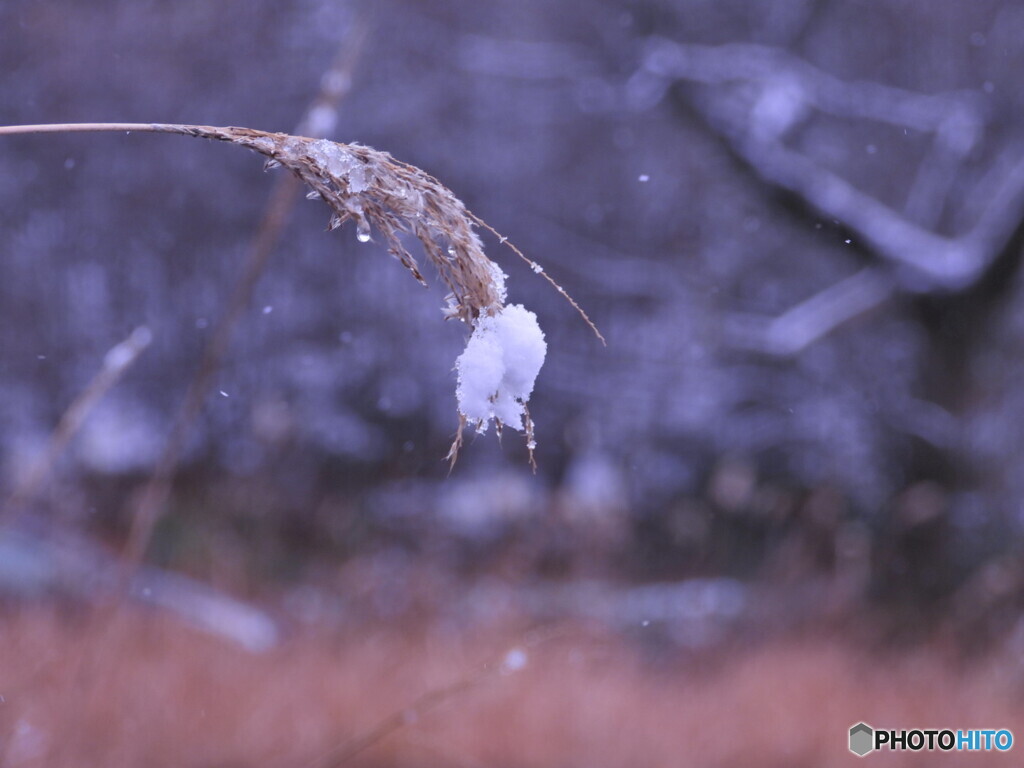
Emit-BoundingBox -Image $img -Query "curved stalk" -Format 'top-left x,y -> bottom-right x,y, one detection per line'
0,122 -> 208,137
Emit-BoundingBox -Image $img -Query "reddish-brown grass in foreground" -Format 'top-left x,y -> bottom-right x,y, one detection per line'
0,606 -> 1022,767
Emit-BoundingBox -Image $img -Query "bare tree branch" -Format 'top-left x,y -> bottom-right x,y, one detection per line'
726,268 -> 893,356
4,326 -> 151,511
640,38 -> 1024,293
642,38 -> 985,136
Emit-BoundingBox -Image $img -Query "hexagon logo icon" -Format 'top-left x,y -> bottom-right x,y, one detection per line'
849,722 -> 874,757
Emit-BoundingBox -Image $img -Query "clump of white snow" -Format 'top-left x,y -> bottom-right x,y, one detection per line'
455,304 -> 546,432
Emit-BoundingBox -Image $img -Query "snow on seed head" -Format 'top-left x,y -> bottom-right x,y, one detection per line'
455,304 -> 546,433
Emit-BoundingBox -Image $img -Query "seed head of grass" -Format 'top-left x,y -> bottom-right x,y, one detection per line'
203,125 -> 505,322
0,122 -> 604,465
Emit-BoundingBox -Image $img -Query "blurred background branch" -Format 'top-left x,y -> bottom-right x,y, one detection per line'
640,37 -> 1024,291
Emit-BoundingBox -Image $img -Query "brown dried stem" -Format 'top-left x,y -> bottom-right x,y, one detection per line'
303,628 -> 566,768
0,120 -> 602,328
0,121 -> 505,319
122,28 -> 367,574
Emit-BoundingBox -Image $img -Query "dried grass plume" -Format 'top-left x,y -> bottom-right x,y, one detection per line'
0,122 -> 603,465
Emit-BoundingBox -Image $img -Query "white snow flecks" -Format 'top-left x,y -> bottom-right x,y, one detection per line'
487,262 -> 508,305
307,139 -> 372,193
501,647 -> 528,674
455,304 -> 546,432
